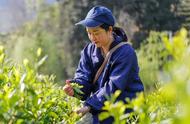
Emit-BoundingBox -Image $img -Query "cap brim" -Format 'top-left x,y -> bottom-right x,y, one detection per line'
75,18 -> 102,27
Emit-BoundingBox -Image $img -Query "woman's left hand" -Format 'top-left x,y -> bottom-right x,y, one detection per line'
76,106 -> 91,116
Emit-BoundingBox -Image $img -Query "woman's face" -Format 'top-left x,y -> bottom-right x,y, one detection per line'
86,26 -> 112,48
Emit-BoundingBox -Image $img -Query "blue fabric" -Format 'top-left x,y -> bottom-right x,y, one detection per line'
75,6 -> 115,27
73,35 -> 144,124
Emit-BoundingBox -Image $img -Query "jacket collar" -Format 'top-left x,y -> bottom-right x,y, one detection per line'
109,33 -> 123,50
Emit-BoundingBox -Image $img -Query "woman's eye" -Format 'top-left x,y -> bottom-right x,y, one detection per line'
87,32 -> 100,36
94,32 -> 100,35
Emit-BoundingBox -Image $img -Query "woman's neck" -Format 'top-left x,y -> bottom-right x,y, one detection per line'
101,36 -> 114,55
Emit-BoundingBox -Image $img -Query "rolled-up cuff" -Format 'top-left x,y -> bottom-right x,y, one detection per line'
84,96 -> 104,114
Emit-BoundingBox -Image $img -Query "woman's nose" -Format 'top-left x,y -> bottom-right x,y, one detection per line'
90,34 -> 96,41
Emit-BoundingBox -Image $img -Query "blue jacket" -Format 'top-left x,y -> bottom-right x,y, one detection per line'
72,33 -> 144,124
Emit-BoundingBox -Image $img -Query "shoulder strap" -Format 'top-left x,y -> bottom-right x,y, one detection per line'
92,42 -> 128,84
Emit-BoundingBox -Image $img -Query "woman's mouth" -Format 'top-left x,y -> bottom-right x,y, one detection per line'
94,41 -> 98,44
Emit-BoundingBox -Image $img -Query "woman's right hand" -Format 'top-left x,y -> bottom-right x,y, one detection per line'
63,80 -> 74,96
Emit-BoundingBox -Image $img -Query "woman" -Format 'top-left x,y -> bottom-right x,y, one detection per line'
63,6 -> 144,124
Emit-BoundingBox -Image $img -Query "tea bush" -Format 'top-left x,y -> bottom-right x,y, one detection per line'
137,31 -> 170,91
0,47 -> 82,124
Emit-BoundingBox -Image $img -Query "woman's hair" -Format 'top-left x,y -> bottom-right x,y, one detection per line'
100,24 -> 128,42
100,23 -> 110,31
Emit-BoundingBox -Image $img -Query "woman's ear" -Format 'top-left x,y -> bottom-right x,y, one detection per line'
109,26 -> 113,32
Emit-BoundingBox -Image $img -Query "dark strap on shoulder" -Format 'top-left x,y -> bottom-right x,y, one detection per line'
92,42 -> 128,84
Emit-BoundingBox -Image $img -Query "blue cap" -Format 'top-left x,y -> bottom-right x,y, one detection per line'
75,6 -> 115,27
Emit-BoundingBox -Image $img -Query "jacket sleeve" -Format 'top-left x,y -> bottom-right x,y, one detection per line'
73,44 -> 94,100
84,46 -> 137,112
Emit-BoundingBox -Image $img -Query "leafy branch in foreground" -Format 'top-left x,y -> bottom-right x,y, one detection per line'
0,46 -> 82,124
70,82 -> 84,100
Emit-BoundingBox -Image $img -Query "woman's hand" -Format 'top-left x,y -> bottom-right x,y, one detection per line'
63,80 -> 74,96
76,106 -> 91,116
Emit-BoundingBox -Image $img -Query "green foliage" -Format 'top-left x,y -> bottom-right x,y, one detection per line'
3,2 -> 64,82
99,90 -> 128,124
99,90 -> 176,124
137,31 -> 169,91
70,83 -> 84,100
0,46 -> 82,123
162,28 -> 188,61
161,28 -> 190,124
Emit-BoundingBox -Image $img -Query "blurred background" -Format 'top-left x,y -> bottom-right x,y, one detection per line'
0,0 -> 190,92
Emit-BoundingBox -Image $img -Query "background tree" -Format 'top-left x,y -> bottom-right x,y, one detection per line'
177,0 -> 190,29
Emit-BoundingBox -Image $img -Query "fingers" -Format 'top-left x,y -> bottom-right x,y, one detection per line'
66,79 -> 71,85
67,88 -> 74,96
76,108 -> 84,116
63,82 -> 74,96
63,85 -> 71,92
64,87 -> 74,96
64,86 -> 74,96
75,106 -> 90,116
76,108 -> 83,114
